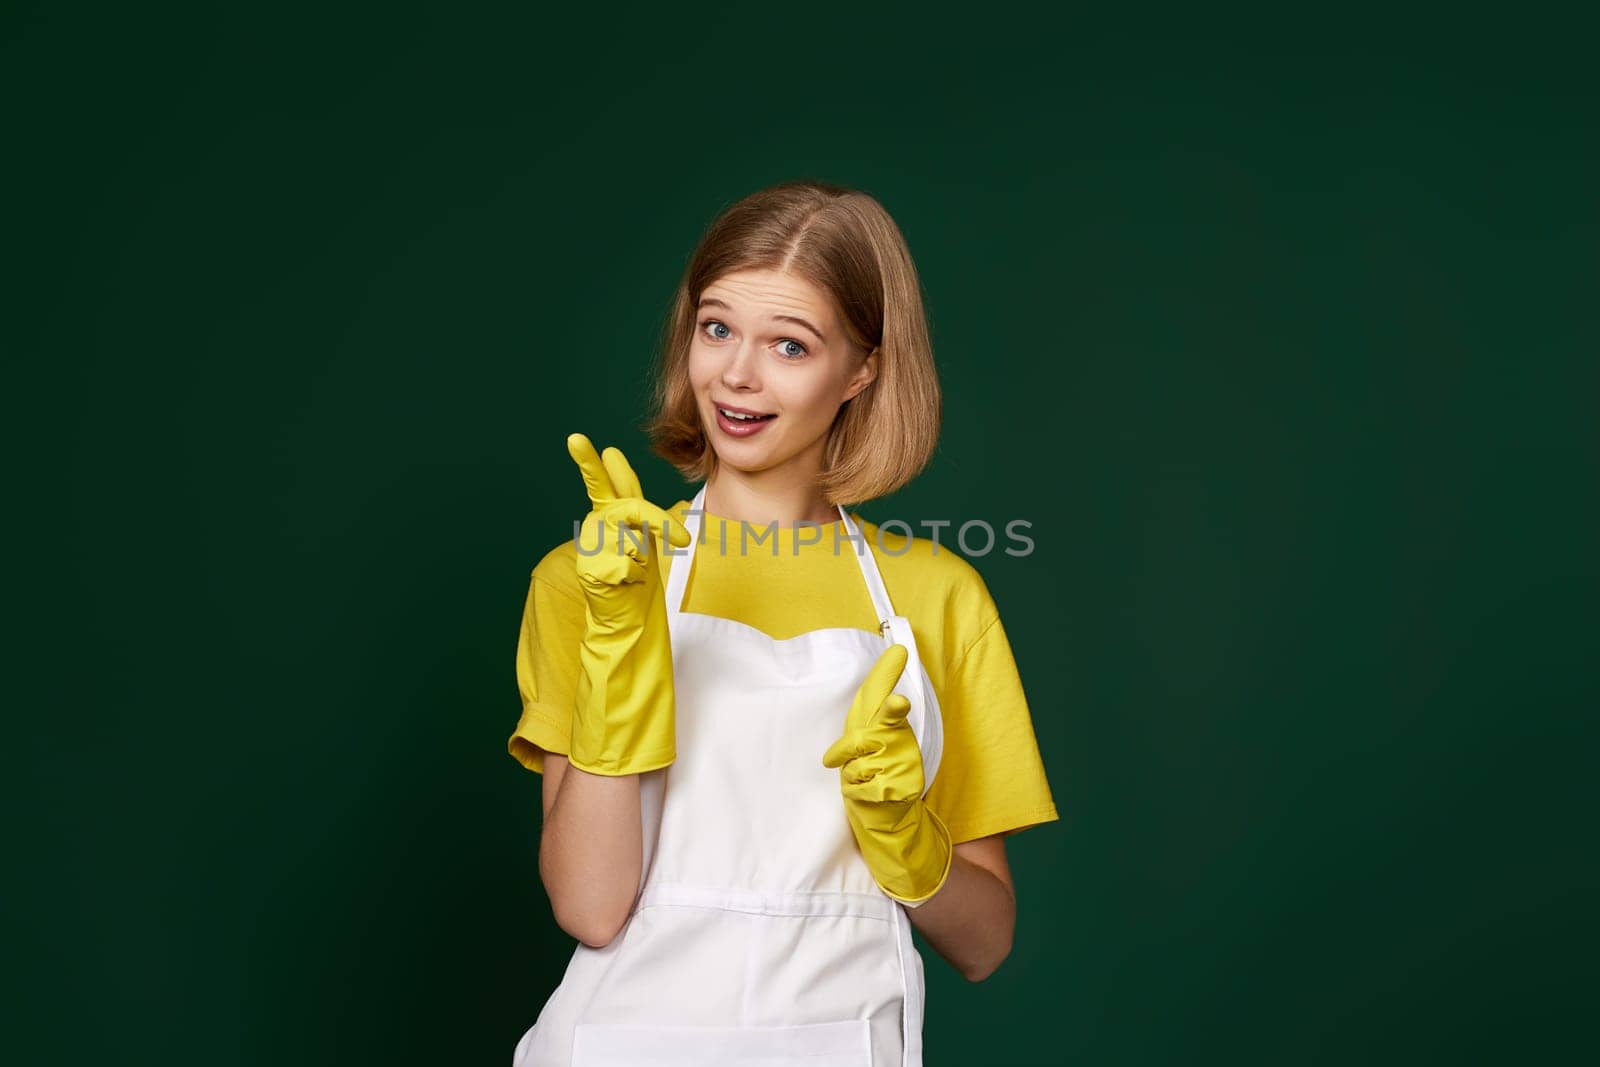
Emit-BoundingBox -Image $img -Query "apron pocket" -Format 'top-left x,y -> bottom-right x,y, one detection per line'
571,1018 -> 872,1066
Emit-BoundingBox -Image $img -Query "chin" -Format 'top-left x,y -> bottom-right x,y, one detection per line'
711,447 -> 777,474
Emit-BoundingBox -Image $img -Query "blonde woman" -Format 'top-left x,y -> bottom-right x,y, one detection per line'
509,180 -> 1058,1066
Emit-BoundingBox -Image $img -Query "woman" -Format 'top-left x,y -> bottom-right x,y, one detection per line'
508,180 -> 1058,1066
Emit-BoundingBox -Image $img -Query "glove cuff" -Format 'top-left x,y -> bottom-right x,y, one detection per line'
568,624 -> 677,776
884,805 -> 955,909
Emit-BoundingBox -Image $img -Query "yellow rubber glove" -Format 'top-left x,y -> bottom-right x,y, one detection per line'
822,643 -> 954,907
565,433 -> 691,776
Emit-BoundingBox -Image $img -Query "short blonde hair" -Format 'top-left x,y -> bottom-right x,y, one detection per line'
644,180 -> 941,508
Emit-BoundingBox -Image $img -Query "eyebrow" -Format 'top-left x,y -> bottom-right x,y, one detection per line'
697,297 -> 827,344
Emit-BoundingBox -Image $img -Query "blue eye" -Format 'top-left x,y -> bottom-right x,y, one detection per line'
698,319 -> 809,360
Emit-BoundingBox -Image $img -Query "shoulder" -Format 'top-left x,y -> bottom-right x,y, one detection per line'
854,513 -> 996,600
529,536 -> 584,608
851,512 -> 1005,659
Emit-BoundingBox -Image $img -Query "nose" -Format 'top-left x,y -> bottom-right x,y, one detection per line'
719,339 -> 761,392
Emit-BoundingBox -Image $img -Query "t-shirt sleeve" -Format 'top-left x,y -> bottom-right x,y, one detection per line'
508,554 -> 587,775
924,606 -> 1060,844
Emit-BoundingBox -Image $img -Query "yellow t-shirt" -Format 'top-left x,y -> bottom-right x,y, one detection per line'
509,499 -> 1059,844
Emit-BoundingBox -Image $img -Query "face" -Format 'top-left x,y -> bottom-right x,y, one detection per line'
687,268 -> 877,478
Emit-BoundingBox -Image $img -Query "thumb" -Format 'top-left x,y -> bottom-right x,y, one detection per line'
822,732 -> 883,769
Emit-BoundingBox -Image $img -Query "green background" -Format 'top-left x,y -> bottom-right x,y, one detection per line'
11,3 -> 1595,1064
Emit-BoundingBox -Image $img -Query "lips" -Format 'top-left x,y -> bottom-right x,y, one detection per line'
713,402 -> 777,438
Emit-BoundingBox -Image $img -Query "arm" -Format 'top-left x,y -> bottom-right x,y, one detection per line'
530,435 -> 688,947
537,751 -> 644,948
903,835 -> 1016,982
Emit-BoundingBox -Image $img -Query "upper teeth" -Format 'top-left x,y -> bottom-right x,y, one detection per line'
721,408 -> 765,421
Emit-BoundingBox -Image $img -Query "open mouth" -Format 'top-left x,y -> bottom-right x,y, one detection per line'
717,406 -> 776,423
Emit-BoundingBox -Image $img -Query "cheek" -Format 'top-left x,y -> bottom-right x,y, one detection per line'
686,346 -> 715,391
784,369 -> 848,422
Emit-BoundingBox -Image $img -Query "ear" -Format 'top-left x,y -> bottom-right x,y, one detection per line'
842,346 -> 880,403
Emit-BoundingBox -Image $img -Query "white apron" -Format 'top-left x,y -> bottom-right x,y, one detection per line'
514,484 -> 945,1067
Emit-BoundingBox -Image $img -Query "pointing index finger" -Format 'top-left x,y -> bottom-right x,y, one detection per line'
566,433 -> 616,505
848,642 -> 909,731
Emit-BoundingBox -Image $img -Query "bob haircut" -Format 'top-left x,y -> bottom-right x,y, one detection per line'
644,180 -> 941,508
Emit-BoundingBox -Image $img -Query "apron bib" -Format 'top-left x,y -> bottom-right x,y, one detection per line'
514,484 -> 945,1067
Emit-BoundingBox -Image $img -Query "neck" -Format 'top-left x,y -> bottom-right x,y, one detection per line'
703,466 -> 840,528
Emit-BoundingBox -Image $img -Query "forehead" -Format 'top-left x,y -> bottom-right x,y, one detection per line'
699,269 -> 836,321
